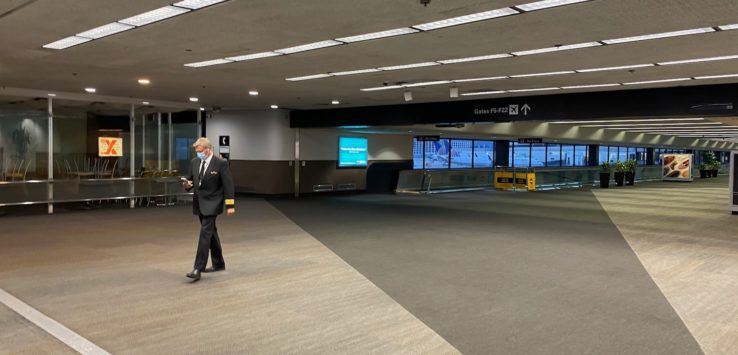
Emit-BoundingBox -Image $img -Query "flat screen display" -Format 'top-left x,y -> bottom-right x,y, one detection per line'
338,136 -> 368,168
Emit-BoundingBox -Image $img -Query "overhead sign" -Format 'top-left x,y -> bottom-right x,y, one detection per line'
219,136 -> 230,146
518,138 -> 543,143
415,135 -> 441,141
98,137 -> 123,157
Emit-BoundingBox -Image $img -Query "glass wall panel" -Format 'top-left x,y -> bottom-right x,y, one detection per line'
512,142 -> 530,167
0,95 -> 49,181
473,140 -> 494,168
574,145 -> 588,166
450,139 -> 473,168
413,138 -> 423,169
609,146 -> 620,162
531,143 -> 546,167
560,145 -> 574,166
546,144 -> 562,167
424,139 -> 450,169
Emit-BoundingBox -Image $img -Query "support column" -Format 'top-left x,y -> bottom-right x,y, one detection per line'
47,97 -> 53,215
197,109 -> 203,137
294,128 -> 300,198
141,113 -> 146,171
168,112 -> 173,173
157,112 -> 162,171
129,105 -> 136,209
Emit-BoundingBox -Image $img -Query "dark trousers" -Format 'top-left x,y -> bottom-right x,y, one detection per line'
194,214 -> 226,271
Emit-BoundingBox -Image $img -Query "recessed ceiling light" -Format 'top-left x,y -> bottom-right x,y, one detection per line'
224,52 -> 282,61
275,40 -> 343,54
695,74 -> 738,80
516,0 -> 591,11
622,78 -> 692,85
331,68 -> 382,76
379,62 -> 439,71
508,87 -> 560,93
119,6 -> 190,27
718,24 -> 738,30
142,101 -> 150,105
336,27 -> 419,43
184,59 -> 234,67
510,70 -> 575,78
413,8 -> 519,31
460,90 -> 507,96
657,54 -> 738,65
270,105 -> 279,109
200,107 -> 205,111
173,0 -> 227,10
189,97 -> 199,102
85,87 -> 96,93
602,27 -> 714,44
285,73 -> 332,81
331,100 -> 340,105
437,53 -> 511,64
576,64 -> 654,73
404,80 -> 452,87
47,93 -> 57,97
453,76 -> 508,83
249,90 -> 259,96
77,23 -> 134,39
512,42 -> 601,56
42,36 -> 92,49
561,83 -> 621,89
138,78 -> 151,85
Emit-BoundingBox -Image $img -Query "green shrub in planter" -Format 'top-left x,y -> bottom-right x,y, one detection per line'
614,161 -> 625,186
599,162 -> 611,188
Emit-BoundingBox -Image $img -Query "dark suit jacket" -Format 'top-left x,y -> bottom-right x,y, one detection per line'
186,155 -> 235,216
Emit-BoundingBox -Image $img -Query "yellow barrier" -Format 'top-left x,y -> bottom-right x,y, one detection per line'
494,171 -> 535,191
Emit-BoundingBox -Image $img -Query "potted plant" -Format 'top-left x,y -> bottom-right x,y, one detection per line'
599,161 -> 611,188
614,161 -> 626,186
698,163 -> 708,179
704,151 -> 719,177
624,159 -> 636,185
710,161 -> 720,177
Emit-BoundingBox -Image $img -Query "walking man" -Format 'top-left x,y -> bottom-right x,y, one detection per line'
182,137 -> 235,281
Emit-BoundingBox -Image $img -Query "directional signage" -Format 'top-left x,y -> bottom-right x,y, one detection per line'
518,138 -> 543,143
219,136 -> 230,146
415,135 -> 441,141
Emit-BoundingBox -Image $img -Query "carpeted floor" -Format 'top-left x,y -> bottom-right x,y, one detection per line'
270,188 -> 705,355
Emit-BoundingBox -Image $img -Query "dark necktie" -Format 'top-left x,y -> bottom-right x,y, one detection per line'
198,160 -> 206,186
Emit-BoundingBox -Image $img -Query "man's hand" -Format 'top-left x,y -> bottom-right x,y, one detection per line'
227,208 -> 235,216
182,180 -> 193,189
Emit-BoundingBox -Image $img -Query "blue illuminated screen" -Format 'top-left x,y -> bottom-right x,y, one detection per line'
338,136 -> 368,167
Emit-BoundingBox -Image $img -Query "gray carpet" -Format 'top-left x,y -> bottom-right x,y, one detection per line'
270,189 -> 704,355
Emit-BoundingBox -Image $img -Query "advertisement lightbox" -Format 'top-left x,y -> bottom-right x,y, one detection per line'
662,154 -> 693,181
338,136 -> 368,168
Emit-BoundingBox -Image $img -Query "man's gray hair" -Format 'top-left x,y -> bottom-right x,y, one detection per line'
192,137 -> 212,149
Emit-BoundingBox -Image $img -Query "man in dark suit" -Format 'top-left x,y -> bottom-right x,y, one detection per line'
182,137 -> 235,281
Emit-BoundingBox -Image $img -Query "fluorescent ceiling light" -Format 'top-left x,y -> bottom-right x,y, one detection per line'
336,27 -> 419,43
184,59 -> 234,67
512,42 -> 601,56
189,97 -> 199,102
286,73 -> 332,81
413,8 -> 519,31
225,52 -> 282,61
275,40 -> 343,54
43,36 -> 92,49
119,6 -> 190,27
270,105 -> 279,109
361,85 -> 405,91
379,62 -> 439,71
249,90 -> 259,96
138,78 -> 151,85
580,122 -> 722,127
718,24 -> 738,30
549,118 -> 705,124
461,91 -> 507,96
77,22 -> 134,39
622,78 -> 692,85
510,70 -> 575,78
516,0 -> 591,12
84,88 -> 96,93
405,80 -> 452,87
508,87 -> 560,93
142,101 -> 150,105
695,74 -> 738,79
602,27 -> 714,44
658,54 -> 738,65
438,54 -> 511,64
453,76 -> 508,83
561,84 -> 621,89
331,68 -> 382,76
331,100 -> 340,105
173,0 -> 227,9
576,64 -> 654,73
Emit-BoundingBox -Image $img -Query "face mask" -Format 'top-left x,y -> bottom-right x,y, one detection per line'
197,151 -> 207,160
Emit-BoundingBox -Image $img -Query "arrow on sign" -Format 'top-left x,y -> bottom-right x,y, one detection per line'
521,104 -> 531,115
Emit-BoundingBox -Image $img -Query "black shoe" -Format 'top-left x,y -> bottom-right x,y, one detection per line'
203,266 -> 225,273
186,269 -> 201,281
